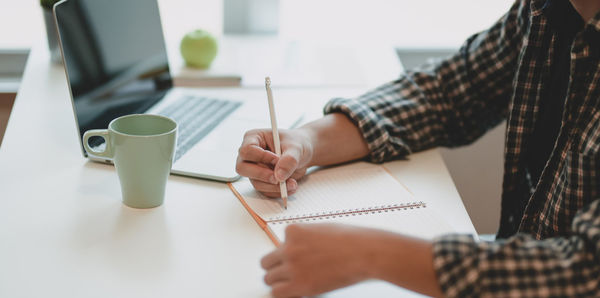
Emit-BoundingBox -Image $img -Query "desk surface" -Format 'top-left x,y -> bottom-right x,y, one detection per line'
0,45 -> 475,297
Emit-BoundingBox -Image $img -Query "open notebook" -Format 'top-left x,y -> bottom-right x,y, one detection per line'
228,162 -> 456,245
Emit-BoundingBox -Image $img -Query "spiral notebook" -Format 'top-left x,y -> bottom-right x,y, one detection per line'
228,162 -> 454,245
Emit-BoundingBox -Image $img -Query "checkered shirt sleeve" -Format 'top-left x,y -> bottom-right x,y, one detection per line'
433,200 -> 600,297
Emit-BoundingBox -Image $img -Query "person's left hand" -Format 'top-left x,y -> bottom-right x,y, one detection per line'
260,223 -> 375,297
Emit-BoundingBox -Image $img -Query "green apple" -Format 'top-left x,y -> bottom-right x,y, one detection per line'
180,29 -> 218,69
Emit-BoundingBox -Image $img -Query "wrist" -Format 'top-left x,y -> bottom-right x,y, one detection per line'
365,232 -> 443,297
296,126 -> 317,167
297,113 -> 370,168
360,230 -> 397,280
347,229 -> 397,281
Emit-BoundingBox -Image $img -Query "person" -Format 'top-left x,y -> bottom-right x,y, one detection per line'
235,0 -> 600,296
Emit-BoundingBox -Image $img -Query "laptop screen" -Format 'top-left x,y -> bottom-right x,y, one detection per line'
54,0 -> 172,148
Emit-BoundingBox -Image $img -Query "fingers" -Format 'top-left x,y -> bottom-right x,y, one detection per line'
236,157 -> 277,184
290,168 -> 306,181
238,144 -> 278,165
250,179 -> 298,198
241,129 -> 269,149
261,248 -> 283,270
238,130 -> 278,164
264,266 -> 291,286
239,129 -> 306,182
270,282 -> 298,298
238,129 -> 310,198
274,146 -> 302,181
262,250 -> 293,295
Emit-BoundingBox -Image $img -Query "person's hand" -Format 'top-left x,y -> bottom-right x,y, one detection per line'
260,223 -> 375,297
236,128 -> 314,197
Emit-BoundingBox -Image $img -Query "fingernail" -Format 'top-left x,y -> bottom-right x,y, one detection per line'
288,179 -> 297,191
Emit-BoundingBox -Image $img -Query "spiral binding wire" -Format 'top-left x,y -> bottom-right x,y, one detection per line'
267,201 -> 426,225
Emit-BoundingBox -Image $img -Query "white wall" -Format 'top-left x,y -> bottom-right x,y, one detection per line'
440,125 -> 505,234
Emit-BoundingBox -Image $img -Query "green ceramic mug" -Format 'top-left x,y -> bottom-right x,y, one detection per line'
83,114 -> 178,208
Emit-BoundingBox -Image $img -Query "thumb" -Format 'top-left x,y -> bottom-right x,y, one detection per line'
274,146 -> 301,182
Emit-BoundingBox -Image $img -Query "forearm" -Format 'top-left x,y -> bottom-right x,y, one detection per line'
363,230 -> 443,297
299,113 -> 370,167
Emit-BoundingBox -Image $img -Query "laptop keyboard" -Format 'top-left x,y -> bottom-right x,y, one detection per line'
157,95 -> 242,162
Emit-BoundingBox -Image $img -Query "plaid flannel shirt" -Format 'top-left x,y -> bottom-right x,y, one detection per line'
324,0 -> 600,296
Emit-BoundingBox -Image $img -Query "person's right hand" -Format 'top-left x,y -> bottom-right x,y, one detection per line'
236,128 -> 314,198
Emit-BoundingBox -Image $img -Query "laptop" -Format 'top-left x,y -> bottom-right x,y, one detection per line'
53,0 -> 302,182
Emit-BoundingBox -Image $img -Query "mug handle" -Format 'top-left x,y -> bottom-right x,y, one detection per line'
83,129 -> 113,159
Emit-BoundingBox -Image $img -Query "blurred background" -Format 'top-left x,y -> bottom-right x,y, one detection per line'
0,0 -> 512,234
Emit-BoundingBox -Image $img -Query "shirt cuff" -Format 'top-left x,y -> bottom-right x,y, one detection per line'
323,97 -> 410,163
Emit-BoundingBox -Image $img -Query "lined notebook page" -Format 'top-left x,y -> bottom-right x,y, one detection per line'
233,162 -> 415,221
268,206 -> 455,242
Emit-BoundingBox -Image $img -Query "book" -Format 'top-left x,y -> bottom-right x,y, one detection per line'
172,65 -> 241,87
228,162 -> 455,245
168,48 -> 242,87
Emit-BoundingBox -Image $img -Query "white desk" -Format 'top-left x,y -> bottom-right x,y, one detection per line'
0,44 -> 475,297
